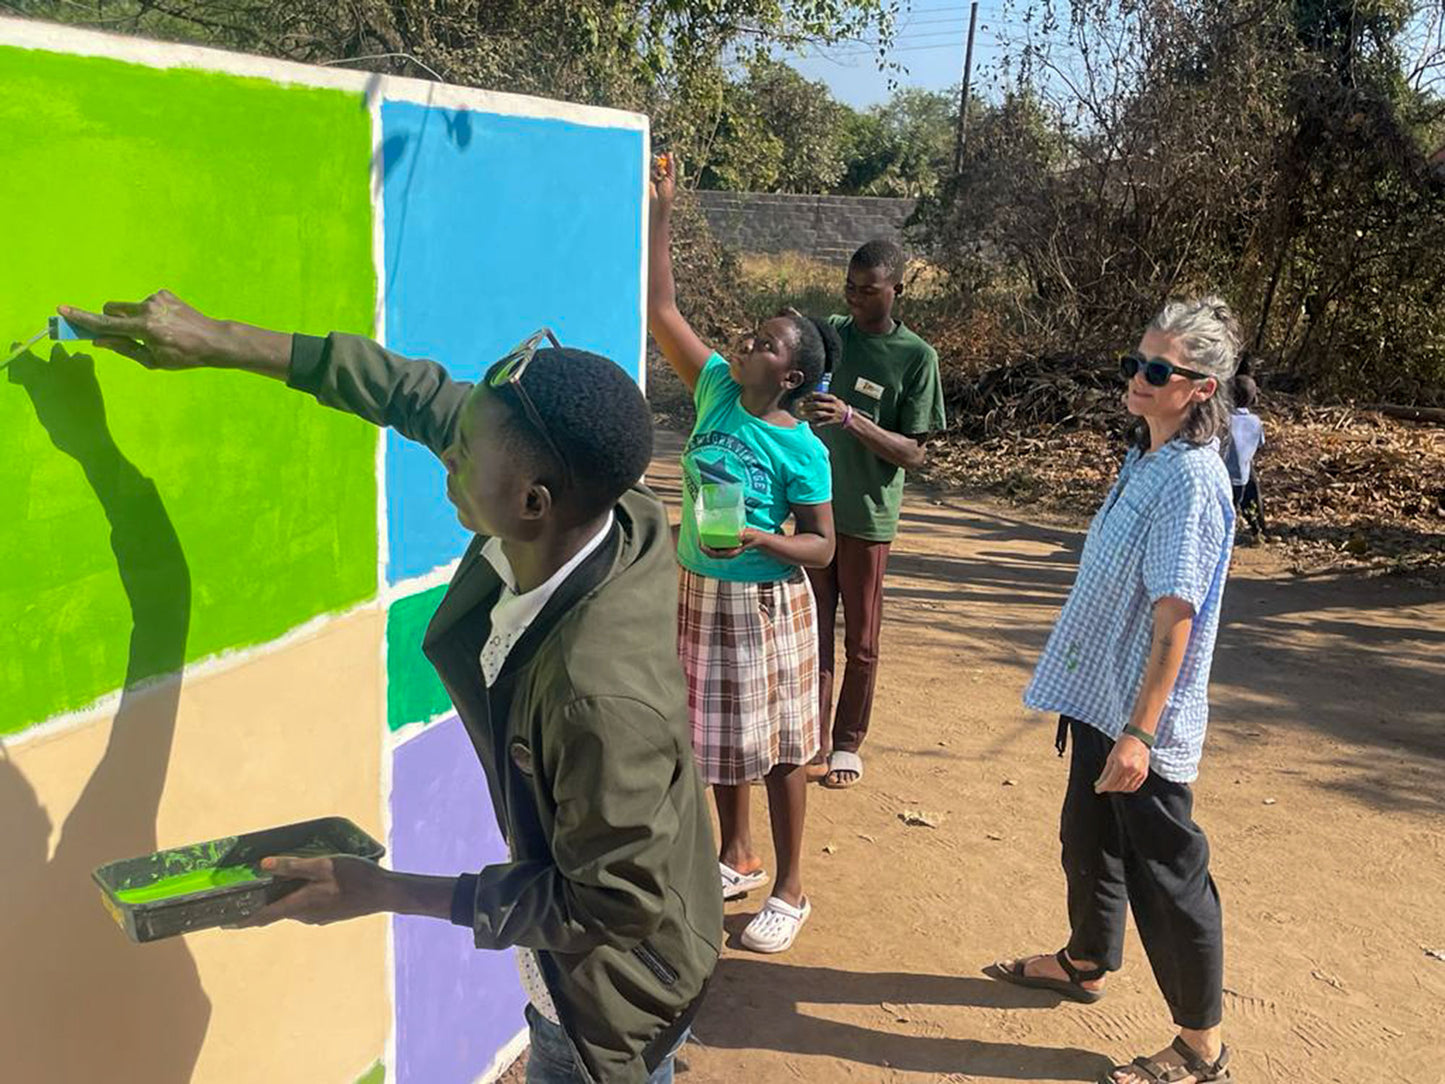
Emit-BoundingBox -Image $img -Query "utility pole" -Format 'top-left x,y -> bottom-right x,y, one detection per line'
953,0 -> 980,176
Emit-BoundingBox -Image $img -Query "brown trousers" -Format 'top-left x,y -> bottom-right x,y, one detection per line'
807,534 -> 892,755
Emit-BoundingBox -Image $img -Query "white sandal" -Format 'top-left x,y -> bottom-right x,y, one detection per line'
823,750 -> 863,789
740,896 -> 811,954
719,862 -> 768,901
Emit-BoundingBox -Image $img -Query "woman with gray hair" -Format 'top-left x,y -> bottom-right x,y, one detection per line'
990,297 -> 1241,1083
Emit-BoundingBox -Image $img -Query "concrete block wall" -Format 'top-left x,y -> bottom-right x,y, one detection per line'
692,190 -> 917,264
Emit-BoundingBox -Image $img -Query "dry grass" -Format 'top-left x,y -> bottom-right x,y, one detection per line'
922,401 -> 1445,582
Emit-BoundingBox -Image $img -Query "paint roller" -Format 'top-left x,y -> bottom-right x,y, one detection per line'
2,316 -> 95,368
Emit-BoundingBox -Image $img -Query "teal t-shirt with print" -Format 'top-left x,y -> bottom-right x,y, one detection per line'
677,354 -> 832,583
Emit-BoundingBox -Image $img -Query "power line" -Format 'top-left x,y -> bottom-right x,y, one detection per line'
827,28 -> 1077,56
883,19 -> 1079,43
894,13 -> 990,27
894,11 -> 1056,28
826,41 -> 978,55
895,2 -> 1008,12
835,20 -> 1072,45
886,27 -> 984,41
889,4 -> 1080,35
890,25 -> 1067,42
828,38 -> 1074,57
889,15 -> 1068,35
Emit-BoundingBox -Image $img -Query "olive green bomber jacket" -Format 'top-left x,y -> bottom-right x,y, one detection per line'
287,331 -> 722,1083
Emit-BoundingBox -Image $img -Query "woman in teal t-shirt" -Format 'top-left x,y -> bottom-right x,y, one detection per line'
649,155 -> 837,954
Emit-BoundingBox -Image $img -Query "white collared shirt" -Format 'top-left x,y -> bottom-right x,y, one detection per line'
477,512 -> 614,1023
478,512 -> 615,687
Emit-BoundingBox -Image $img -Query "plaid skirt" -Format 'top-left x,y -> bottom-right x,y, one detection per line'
677,566 -> 820,786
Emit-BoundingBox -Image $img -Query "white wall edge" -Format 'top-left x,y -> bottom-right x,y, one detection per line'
382,560 -> 463,607
386,710 -> 458,751
370,71 -> 401,1079
637,125 -> 652,395
369,78 -> 392,600
0,15 -> 647,132
380,600 -> 399,1083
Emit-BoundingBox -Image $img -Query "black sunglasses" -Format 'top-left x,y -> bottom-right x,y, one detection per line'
1119,351 -> 1211,387
486,328 -> 571,487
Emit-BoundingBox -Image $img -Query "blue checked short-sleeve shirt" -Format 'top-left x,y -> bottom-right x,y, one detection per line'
1024,439 -> 1236,781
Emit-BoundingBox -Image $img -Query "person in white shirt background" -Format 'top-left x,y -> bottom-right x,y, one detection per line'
1225,372 -> 1266,539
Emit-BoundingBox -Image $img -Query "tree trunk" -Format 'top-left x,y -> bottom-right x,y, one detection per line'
1366,404 -> 1445,425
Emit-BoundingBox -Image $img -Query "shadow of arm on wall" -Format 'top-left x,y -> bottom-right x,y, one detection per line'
8,345 -> 191,839
1,347 -> 207,1084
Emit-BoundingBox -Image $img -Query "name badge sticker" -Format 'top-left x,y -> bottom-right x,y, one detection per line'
854,377 -> 885,400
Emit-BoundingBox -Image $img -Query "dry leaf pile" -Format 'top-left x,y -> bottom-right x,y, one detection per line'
925,355 -> 1445,580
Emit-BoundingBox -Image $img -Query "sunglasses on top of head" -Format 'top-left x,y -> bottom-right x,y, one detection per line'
485,328 -> 572,488
1118,351 -> 1211,387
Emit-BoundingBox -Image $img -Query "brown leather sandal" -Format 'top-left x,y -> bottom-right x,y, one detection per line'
1099,1037 -> 1232,1084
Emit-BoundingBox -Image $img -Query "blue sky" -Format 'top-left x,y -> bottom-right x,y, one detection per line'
778,1 -> 1040,108
783,1 -> 1445,110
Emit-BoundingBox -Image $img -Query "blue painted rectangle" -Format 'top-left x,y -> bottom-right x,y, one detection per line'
380,101 -> 645,582
391,714 -> 526,1084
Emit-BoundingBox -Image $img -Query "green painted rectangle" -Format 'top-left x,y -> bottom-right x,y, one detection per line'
0,48 -> 378,734
386,585 -> 452,731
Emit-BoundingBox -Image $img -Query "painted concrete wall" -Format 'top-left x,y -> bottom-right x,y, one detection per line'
1,613 -> 389,1083
0,16 -> 647,1083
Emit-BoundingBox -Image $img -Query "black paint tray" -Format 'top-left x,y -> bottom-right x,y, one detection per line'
92,816 -> 385,944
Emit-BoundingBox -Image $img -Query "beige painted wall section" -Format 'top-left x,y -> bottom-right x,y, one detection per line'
0,608 -> 388,1084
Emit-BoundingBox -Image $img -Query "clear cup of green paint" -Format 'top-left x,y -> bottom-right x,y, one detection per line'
698,483 -> 745,550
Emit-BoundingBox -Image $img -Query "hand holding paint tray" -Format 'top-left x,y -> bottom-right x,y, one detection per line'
93,816 -> 384,943
1,316 -> 95,368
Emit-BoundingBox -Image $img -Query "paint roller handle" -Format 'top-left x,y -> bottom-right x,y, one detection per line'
58,291 -> 291,380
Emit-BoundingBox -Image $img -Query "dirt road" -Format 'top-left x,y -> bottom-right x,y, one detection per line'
500,430 -> 1443,1083
643,431 -> 1445,1083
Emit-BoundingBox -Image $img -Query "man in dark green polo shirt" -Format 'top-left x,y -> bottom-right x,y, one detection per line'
801,240 -> 947,789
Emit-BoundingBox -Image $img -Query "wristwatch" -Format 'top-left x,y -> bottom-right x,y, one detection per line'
1123,723 -> 1156,749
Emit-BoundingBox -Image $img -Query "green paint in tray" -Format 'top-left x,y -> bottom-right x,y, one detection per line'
114,865 -> 263,904
95,816 -> 384,941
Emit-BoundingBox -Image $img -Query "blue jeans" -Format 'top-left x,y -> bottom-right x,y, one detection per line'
524,1005 -> 686,1084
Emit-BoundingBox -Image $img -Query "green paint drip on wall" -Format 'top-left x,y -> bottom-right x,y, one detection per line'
353,1060 -> 385,1084
113,864 -> 261,904
0,47 -> 378,734
386,585 -> 451,730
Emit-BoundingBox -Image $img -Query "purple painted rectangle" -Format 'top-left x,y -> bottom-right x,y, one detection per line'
391,714 -> 526,1084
